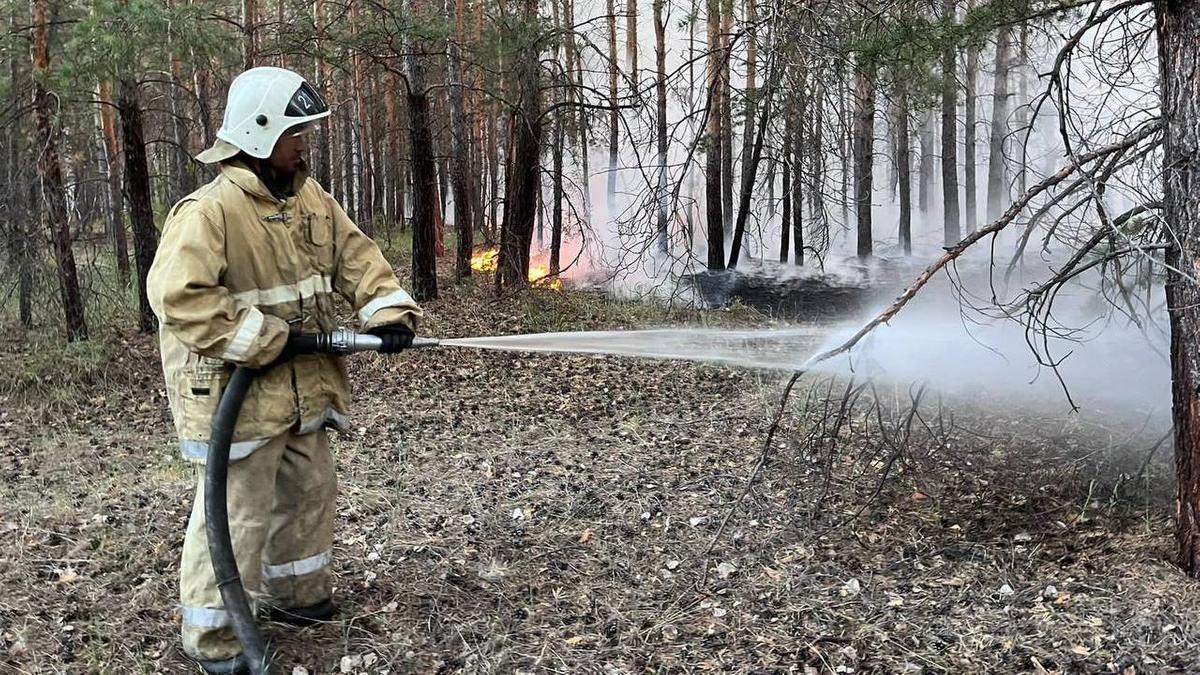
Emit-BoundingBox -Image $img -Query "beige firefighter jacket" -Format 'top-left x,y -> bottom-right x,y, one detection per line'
148,162 -> 422,463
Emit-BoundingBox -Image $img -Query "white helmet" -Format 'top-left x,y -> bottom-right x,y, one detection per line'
195,67 -> 330,164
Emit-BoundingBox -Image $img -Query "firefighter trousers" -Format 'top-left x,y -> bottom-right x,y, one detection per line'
178,428 -> 335,660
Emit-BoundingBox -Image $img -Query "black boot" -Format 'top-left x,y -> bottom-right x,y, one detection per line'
264,599 -> 337,627
192,653 -> 249,674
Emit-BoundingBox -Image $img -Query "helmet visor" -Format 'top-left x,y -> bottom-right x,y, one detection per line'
284,81 -> 329,118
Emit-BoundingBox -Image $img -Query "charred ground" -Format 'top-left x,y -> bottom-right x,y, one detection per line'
0,270 -> 1194,674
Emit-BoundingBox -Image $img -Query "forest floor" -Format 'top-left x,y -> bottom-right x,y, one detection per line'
0,262 -> 1197,674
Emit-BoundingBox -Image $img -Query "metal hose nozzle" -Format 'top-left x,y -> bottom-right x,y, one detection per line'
316,329 -> 440,354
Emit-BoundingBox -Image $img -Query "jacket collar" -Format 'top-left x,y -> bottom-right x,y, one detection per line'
220,161 -> 309,204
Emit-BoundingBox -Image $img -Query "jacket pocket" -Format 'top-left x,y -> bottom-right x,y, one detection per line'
177,361 -> 228,441
307,214 -> 335,273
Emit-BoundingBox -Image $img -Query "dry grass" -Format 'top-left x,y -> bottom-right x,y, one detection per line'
0,273 -> 1195,674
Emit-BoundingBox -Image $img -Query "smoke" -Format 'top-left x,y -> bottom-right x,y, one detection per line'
806,255 -> 1172,430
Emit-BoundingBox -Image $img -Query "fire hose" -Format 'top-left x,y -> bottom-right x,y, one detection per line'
205,329 -> 439,675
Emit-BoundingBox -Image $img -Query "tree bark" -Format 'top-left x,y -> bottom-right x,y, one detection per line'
487,102 -> 499,244
551,119 -> 564,275
654,0 -> 669,254
383,73 -> 400,225
626,0 -> 638,80
313,0 -> 331,188
169,53 -> 195,200
728,75 -> 774,268
720,2 -> 734,236
242,0 -> 257,69
118,79 -> 159,333
446,0 -> 474,280
853,59 -> 876,259
705,0 -> 725,269
1016,23 -> 1030,196
404,10 -> 438,301
6,11 -> 31,327
897,82 -> 912,255
32,0 -> 87,340
1159,0 -> 1200,578
986,25 -> 1012,221
840,70 -> 851,229
98,80 -> 131,285
497,0 -> 542,288
193,60 -> 215,148
793,81 -> 805,266
941,0 -> 961,246
964,4 -> 979,234
781,119 -> 791,264
350,1 -> 374,225
918,108 -> 935,215
810,80 -> 827,254
606,0 -> 619,212
741,0 -> 757,190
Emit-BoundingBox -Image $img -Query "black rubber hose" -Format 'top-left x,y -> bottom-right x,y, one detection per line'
205,365 -> 273,675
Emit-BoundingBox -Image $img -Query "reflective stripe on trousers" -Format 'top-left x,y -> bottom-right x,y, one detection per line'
179,428 -> 336,661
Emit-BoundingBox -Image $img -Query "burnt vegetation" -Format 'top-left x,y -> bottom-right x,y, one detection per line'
2,0 -> 1200,671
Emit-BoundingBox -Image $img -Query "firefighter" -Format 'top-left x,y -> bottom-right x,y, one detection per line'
147,66 -> 421,674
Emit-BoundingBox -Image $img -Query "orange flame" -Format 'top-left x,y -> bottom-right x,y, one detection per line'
469,248 -> 499,272
469,247 -> 562,289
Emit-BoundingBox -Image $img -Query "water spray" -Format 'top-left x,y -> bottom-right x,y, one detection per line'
208,325 -> 834,673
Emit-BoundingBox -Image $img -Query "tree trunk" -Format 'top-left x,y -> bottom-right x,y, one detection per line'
1159,0 -> 1200,578
6,11 -> 31,328
606,0 -> 619,212
781,119 -> 791,264
98,80 -> 131,285
487,104 -> 499,244
964,5 -> 979,234
169,54 -> 195,200
193,61 -> 215,148
793,82 -> 805,266
728,76 -> 774,268
405,18 -> 438,301
551,119 -> 564,275
383,73 -> 400,225
561,0 -> 577,151
654,0 -> 669,254
350,1 -> 374,225
853,60 -> 876,259
118,79 -> 159,333
840,70 -> 851,229
32,0 -> 87,341
740,0 -> 757,188
626,0 -> 638,79
810,81 -> 827,254
242,0 -> 257,69
918,108 -> 935,215
497,0 -> 542,288
986,25 -> 1012,221
1016,23 -> 1030,196
575,47 -> 592,227
941,0 -> 961,246
705,0 -> 725,269
313,0 -> 331,187
720,3 -> 734,236
897,82 -> 912,255
446,0 -> 473,280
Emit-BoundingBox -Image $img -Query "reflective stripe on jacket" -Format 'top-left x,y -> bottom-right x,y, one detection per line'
148,163 -> 422,462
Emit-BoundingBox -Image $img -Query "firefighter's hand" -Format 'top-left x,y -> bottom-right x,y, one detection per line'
268,331 -> 321,367
367,324 -> 415,354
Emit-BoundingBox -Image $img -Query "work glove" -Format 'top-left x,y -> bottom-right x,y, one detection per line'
367,323 -> 415,354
